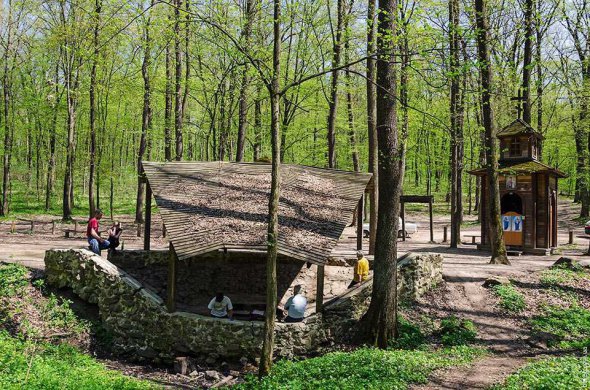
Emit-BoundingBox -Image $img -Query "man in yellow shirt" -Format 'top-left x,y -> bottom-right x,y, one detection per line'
348,251 -> 369,288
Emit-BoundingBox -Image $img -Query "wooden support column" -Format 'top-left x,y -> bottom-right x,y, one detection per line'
356,195 -> 363,250
429,198 -> 434,243
144,182 -> 152,251
401,201 -> 406,242
316,264 -> 325,314
167,243 -> 177,313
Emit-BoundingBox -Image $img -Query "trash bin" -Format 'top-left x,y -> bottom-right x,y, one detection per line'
585,221 -> 590,235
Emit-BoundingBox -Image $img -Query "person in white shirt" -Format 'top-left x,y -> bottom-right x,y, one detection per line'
284,285 -> 307,323
208,292 -> 233,319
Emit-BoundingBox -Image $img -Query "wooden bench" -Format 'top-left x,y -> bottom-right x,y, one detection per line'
463,234 -> 481,245
576,235 -> 590,255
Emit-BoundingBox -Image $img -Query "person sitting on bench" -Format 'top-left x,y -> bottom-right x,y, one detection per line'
87,209 -> 110,255
348,250 -> 369,288
208,292 -> 233,320
284,285 -> 307,323
107,221 -> 122,251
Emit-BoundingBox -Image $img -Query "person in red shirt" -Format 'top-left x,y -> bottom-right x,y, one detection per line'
87,209 -> 110,255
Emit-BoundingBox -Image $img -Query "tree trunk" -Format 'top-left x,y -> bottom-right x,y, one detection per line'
165,38 -> 173,161
259,0 -> 281,378
367,0 -> 378,255
174,0 -> 184,161
236,0 -> 256,162
45,62 -> 60,211
253,88 -> 262,161
474,0 -> 509,265
362,0 -> 402,348
326,0 -> 345,168
88,0 -> 101,218
449,0 -> 464,248
135,0 -> 153,224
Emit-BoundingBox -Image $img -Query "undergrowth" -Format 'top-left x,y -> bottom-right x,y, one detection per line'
495,356 -> 590,389
531,304 -> 590,349
0,331 -> 156,389
439,316 -> 477,347
236,346 -> 485,390
492,283 -> 526,313
540,265 -> 586,286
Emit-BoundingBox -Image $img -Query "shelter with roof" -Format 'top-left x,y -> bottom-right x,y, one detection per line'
139,161 -> 372,317
469,119 -> 566,254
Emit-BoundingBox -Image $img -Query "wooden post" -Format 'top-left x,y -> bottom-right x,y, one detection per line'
30,220 -> 34,233
316,265 -> 325,314
162,223 -> 167,238
74,220 -> 78,234
569,230 -> 574,245
51,221 -> 55,235
10,220 -> 15,233
401,200 -> 406,242
144,183 -> 152,250
167,243 -> 177,312
429,198 -> 434,243
443,225 -> 448,243
356,195 -> 363,250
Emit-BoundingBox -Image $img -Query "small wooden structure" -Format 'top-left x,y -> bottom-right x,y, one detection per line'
469,119 -> 566,254
141,161 -> 372,313
400,195 -> 434,242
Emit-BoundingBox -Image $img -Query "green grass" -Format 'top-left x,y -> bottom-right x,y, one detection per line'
492,284 -> 526,313
531,304 -> 590,349
237,346 -> 485,390
0,331 -> 157,390
540,266 -> 587,286
439,316 -> 478,347
495,356 -> 590,389
389,317 -> 426,350
0,263 -> 29,297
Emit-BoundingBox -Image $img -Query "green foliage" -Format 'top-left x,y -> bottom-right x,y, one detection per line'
540,266 -> 586,286
236,346 -> 485,390
495,356 -> 590,390
0,331 -> 156,389
531,304 -> 590,349
41,295 -> 88,334
0,263 -> 28,297
492,283 -> 526,313
389,317 -> 426,350
439,316 -> 477,346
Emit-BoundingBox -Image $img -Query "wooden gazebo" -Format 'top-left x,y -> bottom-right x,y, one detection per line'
140,161 -> 372,313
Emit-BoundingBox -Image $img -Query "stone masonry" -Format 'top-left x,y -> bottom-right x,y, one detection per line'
44,249 -> 442,362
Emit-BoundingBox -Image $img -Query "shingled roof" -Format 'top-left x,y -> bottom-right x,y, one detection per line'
468,160 -> 566,178
143,161 -> 372,265
497,118 -> 543,139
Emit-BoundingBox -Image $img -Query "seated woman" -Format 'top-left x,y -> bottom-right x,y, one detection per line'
107,221 -> 123,251
208,292 -> 233,320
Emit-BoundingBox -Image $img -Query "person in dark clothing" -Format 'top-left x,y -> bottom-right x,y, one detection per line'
107,221 -> 122,250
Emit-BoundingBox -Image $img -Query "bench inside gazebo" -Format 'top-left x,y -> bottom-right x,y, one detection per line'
137,161 -> 373,320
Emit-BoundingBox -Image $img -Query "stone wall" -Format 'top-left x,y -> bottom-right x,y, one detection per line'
45,249 -> 442,362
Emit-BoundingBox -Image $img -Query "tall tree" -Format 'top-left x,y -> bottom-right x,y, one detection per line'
362,0 -> 404,348
564,0 -> 590,217
135,0 -> 154,224
61,0 -> 83,221
449,0 -> 464,248
88,0 -> 101,217
236,0 -> 256,162
259,0 -> 281,377
366,0 -> 378,254
326,0 -> 345,168
174,0 -> 184,161
474,0 -> 510,265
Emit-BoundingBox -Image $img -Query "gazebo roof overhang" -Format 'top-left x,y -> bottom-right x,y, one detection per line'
143,161 -> 372,265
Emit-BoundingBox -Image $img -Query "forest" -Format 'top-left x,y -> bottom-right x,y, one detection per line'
0,0 -> 585,222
